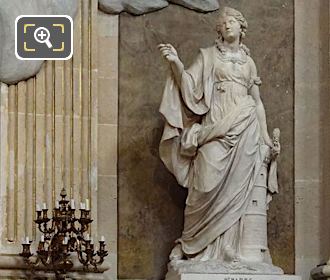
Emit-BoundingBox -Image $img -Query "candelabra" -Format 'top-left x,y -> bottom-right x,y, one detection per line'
20,188 -> 108,279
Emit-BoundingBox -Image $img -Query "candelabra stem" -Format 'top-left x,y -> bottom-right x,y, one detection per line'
55,271 -> 67,280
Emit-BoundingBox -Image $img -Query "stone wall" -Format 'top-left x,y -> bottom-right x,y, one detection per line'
118,1 -> 294,279
97,10 -> 119,280
294,0 -> 330,279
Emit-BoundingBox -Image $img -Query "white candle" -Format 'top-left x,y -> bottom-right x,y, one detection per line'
100,236 -> 105,242
86,233 -> 90,240
41,235 -> 45,242
70,199 -> 75,209
55,201 -> 60,209
81,203 -> 86,210
36,204 -> 41,212
25,236 -> 29,244
21,237 -> 26,244
85,199 -> 90,211
90,238 -> 94,245
42,202 -> 47,210
63,236 -> 68,245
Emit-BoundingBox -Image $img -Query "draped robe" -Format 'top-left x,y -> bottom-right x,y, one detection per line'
159,45 -> 269,260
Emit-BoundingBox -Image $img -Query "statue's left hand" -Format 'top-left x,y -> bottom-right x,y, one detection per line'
271,128 -> 281,159
271,142 -> 281,159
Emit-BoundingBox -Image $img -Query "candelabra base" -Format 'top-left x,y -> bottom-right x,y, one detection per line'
0,269 -> 105,280
0,254 -> 109,279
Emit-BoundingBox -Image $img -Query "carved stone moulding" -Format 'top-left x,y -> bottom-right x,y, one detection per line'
170,0 -> 220,13
99,0 -> 169,15
98,0 -> 220,15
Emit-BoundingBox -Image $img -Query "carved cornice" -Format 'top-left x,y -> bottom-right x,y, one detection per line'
98,0 -> 220,15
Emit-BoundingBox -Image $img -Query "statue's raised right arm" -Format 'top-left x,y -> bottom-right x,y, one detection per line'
158,43 -> 184,88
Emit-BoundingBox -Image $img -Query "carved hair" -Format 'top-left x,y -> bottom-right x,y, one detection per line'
216,7 -> 248,41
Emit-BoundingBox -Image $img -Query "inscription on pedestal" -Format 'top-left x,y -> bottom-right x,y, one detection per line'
224,277 -> 253,280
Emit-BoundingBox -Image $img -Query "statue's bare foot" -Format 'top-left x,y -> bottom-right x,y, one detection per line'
169,244 -> 184,261
224,245 -> 240,263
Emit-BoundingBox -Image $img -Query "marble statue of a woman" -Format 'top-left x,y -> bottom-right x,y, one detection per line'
158,7 -> 281,275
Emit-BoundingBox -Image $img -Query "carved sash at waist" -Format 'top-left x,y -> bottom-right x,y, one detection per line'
214,80 -> 249,92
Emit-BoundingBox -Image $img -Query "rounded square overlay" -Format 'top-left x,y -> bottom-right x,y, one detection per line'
15,15 -> 73,60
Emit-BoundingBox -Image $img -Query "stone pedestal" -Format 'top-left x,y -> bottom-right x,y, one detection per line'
165,260 -> 301,280
166,273 -> 301,280
0,255 -> 109,280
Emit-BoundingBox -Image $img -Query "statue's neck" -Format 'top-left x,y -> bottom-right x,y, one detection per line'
222,38 -> 240,52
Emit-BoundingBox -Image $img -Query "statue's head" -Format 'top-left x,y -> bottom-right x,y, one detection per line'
216,7 -> 248,43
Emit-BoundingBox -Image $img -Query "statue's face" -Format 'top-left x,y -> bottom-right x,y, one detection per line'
218,15 -> 241,43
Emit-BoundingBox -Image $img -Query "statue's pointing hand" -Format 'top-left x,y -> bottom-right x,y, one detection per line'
158,43 -> 179,63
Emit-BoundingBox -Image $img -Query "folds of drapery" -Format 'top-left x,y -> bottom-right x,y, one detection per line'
159,47 -> 215,187
181,107 -> 269,254
159,46 -> 273,255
